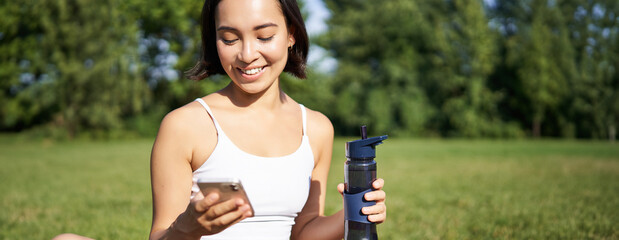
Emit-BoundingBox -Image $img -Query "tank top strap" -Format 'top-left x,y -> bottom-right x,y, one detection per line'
300,104 -> 307,136
194,98 -> 224,133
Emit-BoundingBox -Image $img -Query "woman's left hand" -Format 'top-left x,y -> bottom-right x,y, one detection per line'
337,178 -> 387,223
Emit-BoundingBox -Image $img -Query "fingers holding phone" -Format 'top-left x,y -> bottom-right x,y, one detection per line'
197,178 -> 254,215
195,178 -> 254,234
193,193 -> 251,234
172,179 -> 254,237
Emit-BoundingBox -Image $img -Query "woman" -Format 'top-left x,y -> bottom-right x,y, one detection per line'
149,0 -> 387,239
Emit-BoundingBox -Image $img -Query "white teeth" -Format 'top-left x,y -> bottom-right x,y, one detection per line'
241,67 -> 263,75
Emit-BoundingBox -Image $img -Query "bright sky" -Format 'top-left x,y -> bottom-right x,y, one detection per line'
304,0 -> 331,36
303,0 -> 337,72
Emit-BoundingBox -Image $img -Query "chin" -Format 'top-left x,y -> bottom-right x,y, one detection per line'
234,80 -> 275,95
233,73 -> 281,95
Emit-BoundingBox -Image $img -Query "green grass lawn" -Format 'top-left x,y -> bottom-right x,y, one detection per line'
1,135 -> 617,239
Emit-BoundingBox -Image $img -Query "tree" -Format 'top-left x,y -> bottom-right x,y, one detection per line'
502,0 -> 575,137
319,0 -> 435,136
320,0 -> 509,137
0,0 -> 149,137
565,0 -> 619,140
422,0 -> 507,137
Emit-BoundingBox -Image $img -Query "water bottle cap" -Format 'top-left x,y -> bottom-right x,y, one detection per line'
346,135 -> 388,159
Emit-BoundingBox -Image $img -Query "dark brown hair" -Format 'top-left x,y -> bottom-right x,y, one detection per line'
186,0 -> 309,80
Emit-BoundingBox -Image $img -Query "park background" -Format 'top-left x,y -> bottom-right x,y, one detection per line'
1,0 -> 618,239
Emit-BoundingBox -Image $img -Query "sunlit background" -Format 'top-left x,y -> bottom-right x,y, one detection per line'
2,0 -> 617,139
1,0 -> 617,239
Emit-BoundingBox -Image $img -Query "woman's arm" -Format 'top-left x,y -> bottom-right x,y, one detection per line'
290,110 -> 343,240
150,108 -> 197,240
149,105 -> 252,240
291,110 -> 387,240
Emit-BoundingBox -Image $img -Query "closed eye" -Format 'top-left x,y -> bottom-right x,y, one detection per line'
222,39 -> 238,45
258,36 -> 274,42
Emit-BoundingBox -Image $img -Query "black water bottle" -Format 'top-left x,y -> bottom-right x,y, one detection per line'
344,126 -> 387,240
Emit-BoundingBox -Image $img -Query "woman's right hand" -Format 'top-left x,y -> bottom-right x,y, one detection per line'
169,192 -> 253,238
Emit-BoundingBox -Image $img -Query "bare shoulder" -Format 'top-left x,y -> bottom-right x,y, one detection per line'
159,101 -> 212,136
51,233 -> 94,240
154,100 -> 216,155
304,107 -> 334,148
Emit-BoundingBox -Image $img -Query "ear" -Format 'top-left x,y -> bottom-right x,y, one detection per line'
288,25 -> 296,48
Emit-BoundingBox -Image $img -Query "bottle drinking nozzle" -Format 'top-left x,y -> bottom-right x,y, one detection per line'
344,126 -> 387,240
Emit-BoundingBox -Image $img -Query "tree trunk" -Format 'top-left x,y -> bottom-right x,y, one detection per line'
532,118 -> 541,138
610,124 -> 616,142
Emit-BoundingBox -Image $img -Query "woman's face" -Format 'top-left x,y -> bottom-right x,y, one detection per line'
215,0 -> 294,94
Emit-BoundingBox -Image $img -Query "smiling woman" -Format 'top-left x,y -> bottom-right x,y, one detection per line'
213,0 -> 294,94
186,0 -> 308,81
148,0 -> 387,240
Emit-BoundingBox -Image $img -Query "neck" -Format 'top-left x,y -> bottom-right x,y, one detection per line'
221,79 -> 287,110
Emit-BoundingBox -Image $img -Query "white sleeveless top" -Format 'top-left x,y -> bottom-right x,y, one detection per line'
191,98 -> 315,240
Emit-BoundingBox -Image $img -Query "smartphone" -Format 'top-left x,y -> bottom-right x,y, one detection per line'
197,178 -> 254,215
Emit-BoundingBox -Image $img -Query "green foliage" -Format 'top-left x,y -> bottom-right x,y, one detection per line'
562,0 -> 619,139
488,0 -> 618,139
320,0 -> 432,136
320,0 -> 518,137
0,0 -> 618,139
425,0 -> 507,137
0,0 -> 149,137
317,0 -> 617,139
504,0 -> 574,137
123,0 -> 207,109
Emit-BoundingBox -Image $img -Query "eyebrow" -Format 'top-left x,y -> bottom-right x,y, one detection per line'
217,23 -> 278,32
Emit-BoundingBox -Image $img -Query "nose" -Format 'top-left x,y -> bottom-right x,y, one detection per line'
238,40 -> 259,64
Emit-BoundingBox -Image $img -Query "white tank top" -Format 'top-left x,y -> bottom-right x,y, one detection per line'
191,98 -> 315,240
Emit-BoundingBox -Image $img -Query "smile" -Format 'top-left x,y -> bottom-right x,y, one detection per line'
240,67 -> 264,75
